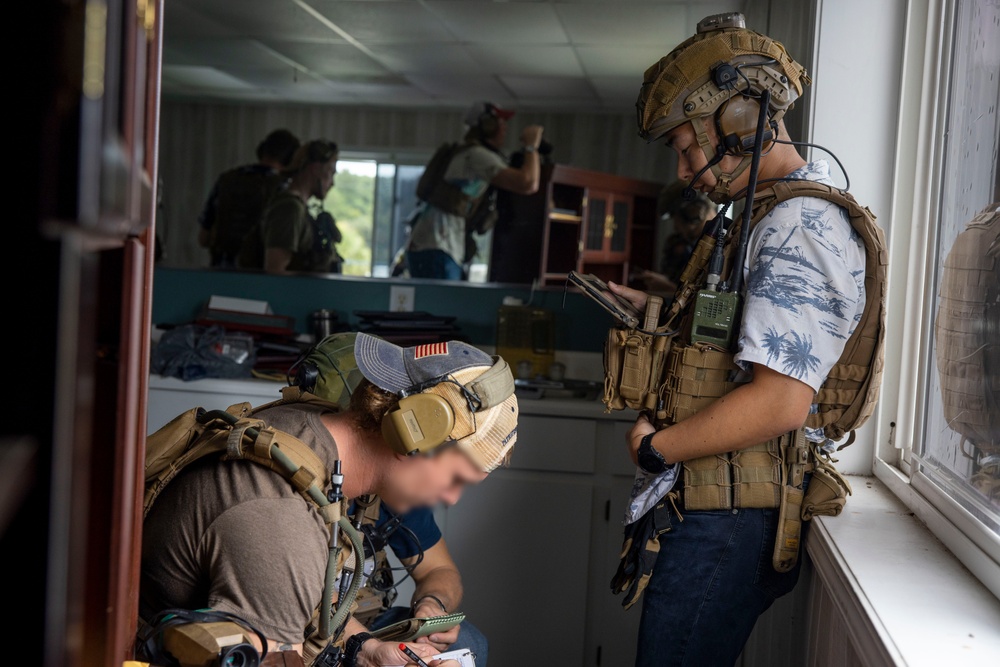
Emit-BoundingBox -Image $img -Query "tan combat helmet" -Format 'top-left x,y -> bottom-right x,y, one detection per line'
636,12 -> 811,202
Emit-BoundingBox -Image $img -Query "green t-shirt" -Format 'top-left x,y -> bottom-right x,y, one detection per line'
239,191 -> 337,272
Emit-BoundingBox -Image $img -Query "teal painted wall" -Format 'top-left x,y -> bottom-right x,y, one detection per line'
151,267 -> 611,352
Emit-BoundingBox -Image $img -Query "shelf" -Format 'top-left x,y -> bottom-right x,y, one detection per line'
548,212 -> 583,223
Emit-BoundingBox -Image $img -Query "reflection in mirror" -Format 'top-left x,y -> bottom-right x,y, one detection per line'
322,158 -> 424,279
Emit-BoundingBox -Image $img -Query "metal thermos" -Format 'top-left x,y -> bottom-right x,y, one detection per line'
310,309 -> 335,341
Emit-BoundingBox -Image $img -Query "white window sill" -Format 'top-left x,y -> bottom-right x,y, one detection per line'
806,476 -> 1000,666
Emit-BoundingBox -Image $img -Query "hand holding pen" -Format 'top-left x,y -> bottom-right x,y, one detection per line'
398,643 -> 460,667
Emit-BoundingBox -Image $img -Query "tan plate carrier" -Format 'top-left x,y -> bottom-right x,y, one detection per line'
603,180 -> 888,571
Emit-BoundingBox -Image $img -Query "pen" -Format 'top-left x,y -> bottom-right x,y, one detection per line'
398,643 -> 431,667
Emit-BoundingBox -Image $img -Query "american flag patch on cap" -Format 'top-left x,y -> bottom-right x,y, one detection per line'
413,342 -> 448,359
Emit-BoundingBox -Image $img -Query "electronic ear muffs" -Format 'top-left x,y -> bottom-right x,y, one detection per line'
381,391 -> 456,457
716,94 -> 775,156
380,356 -> 515,457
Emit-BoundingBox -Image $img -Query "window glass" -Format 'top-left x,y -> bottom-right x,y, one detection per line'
323,159 -> 376,276
323,159 -> 429,278
920,0 -> 1000,534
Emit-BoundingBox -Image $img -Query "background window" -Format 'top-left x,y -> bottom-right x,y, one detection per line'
323,159 -> 376,276
321,158 -> 425,277
919,0 -> 999,536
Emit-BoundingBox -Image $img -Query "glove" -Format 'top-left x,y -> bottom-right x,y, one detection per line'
610,497 -> 673,610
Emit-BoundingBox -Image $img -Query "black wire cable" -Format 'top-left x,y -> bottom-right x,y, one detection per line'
361,505 -> 426,594
728,88 -> 771,296
770,138 -> 852,191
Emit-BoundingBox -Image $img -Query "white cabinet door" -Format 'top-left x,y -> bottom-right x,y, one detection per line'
587,474 -> 644,667
442,470 -> 595,667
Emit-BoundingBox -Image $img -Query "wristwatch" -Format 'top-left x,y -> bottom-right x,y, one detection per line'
343,631 -> 374,667
522,144 -> 537,153
637,432 -> 669,474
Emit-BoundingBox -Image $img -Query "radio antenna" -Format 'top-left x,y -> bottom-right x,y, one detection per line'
728,88 -> 770,296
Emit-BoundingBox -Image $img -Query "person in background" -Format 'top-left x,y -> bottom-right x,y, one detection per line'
405,101 -> 545,280
634,179 -> 716,297
237,139 -> 341,275
197,128 -> 300,268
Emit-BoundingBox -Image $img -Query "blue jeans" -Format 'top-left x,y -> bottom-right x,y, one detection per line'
368,605 -> 489,667
406,249 -> 463,280
634,502 -> 809,667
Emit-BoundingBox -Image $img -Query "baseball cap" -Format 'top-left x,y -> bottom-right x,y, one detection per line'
354,333 -> 518,472
463,100 -> 516,127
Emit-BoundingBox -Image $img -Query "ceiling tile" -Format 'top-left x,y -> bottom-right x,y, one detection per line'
589,75 -> 644,106
162,0 -> 233,39
161,65 -> 261,91
404,74 -> 515,107
500,75 -> 598,100
555,3 -> 690,45
260,40 -> 392,79
171,0 -> 347,42
424,1 -> 569,44
575,44 -> 671,77
368,43 -> 487,75
465,44 -> 584,77
160,0 -> 753,109
163,38 -> 291,70
308,0 -> 457,43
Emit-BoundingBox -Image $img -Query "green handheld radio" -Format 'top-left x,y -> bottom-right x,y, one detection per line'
689,221 -> 741,350
690,290 -> 740,349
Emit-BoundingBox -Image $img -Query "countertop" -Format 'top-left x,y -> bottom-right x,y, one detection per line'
148,374 -> 637,423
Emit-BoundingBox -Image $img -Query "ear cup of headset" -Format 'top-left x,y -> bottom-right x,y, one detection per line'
716,95 -> 774,156
381,393 -> 456,456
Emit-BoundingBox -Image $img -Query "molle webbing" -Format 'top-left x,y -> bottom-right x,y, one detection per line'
656,342 -> 740,424
682,431 -> 800,512
664,342 -> 786,511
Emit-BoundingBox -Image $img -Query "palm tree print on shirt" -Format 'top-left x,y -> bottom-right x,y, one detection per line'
760,327 -> 822,380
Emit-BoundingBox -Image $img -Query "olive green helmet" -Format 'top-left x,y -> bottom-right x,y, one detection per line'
288,331 -> 365,409
636,12 -> 811,201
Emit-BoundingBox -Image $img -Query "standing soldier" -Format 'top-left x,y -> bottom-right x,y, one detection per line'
604,12 -> 887,665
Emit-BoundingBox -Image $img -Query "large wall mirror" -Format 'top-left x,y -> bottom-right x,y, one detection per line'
154,0 -> 767,285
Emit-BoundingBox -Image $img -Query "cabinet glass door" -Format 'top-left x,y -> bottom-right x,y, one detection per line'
585,194 -> 607,252
610,198 -> 631,253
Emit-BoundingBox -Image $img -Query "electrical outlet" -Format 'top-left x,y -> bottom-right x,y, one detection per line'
389,285 -> 415,312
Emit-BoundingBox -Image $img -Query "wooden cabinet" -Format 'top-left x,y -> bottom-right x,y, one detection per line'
491,164 -> 661,287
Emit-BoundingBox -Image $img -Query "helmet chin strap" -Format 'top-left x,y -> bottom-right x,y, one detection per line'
690,116 -> 753,203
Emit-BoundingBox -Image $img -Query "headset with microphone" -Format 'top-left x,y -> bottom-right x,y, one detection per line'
681,60 -> 778,201
380,356 -> 514,457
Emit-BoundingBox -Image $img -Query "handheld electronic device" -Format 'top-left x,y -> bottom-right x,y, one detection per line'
567,271 -> 641,329
689,290 -> 740,348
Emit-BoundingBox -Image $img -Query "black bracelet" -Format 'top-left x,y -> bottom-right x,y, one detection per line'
412,594 -> 448,614
343,631 -> 374,667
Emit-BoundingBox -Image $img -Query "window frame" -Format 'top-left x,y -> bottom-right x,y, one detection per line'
872,0 -> 1000,600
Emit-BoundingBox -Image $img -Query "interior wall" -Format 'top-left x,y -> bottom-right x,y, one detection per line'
155,100 -> 678,270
